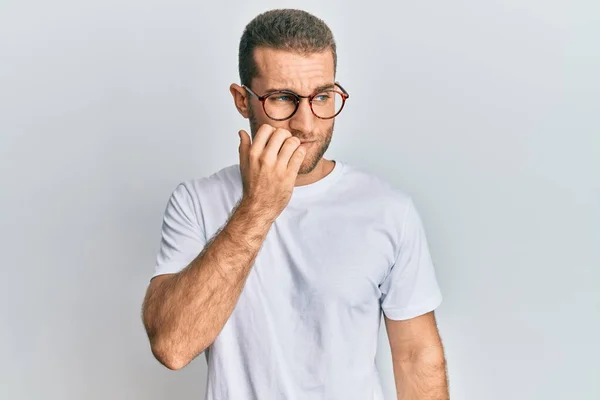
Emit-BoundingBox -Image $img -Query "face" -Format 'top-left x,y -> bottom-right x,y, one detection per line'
233,47 -> 336,175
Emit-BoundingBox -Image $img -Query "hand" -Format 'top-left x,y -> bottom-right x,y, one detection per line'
238,124 -> 307,221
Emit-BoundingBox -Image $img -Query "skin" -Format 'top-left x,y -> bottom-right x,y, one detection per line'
141,121 -> 306,371
229,47 -> 336,186
142,45 -> 449,399
141,198 -> 277,370
386,312 -> 449,399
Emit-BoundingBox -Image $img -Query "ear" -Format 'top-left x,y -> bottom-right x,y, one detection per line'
230,83 -> 250,119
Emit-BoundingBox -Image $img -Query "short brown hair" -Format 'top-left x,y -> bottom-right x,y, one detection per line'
238,9 -> 337,87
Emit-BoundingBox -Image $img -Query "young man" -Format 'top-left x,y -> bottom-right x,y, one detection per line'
142,9 -> 449,400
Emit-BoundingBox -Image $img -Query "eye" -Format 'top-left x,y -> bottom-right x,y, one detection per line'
270,95 -> 295,102
313,93 -> 331,102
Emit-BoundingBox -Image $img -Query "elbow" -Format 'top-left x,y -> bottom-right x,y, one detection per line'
142,312 -> 192,370
161,356 -> 189,371
157,352 -> 188,371
150,335 -> 208,371
142,309 -> 212,370
150,338 -> 190,370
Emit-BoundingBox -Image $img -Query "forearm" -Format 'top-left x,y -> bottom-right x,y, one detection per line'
143,198 -> 273,369
394,347 -> 449,400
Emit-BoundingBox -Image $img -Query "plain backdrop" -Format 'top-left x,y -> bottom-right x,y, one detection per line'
1,1 -> 598,399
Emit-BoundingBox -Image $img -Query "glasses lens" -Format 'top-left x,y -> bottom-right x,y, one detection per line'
264,93 -> 298,120
311,90 -> 344,119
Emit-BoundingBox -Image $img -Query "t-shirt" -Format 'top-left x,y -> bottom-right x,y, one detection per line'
152,159 -> 443,400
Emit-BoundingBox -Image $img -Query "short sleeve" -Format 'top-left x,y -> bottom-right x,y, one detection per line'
152,182 -> 207,279
379,198 -> 443,320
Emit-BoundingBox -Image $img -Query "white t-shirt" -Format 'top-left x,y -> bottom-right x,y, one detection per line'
152,159 -> 443,400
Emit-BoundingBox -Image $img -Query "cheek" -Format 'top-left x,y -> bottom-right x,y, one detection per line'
250,104 -> 287,128
316,120 -> 334,138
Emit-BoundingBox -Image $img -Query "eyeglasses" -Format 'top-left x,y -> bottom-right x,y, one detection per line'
242,82 -> 350,121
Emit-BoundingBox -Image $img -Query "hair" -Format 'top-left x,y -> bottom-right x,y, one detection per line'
238,9 -> 337,87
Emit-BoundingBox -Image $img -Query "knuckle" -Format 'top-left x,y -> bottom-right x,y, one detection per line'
275,128 -> 291,137
257,124 -> 274,138
286,136 -> 300,145
259,152 -> 273,164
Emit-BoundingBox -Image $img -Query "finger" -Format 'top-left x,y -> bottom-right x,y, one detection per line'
287,146 -> 307,175
238,129 -> 250,169
263,128 -> 293,164
249,124 -> 277,157
276,136 -> 302,168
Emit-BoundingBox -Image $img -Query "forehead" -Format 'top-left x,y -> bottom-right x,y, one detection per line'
252,47 -> 335,93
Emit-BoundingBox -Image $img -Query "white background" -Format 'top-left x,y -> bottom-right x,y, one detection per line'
1,1 -> 598,399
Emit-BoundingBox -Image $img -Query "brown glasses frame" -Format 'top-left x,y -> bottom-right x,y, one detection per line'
241,82 -> 350,121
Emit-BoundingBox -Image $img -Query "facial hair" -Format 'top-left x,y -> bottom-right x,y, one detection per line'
248,103 -> 334,175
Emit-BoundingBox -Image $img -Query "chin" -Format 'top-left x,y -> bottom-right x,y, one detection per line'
298,156 -> 320,175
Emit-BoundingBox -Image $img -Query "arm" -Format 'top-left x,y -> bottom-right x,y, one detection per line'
141,198 -> 274,370
385,311 -> 449,400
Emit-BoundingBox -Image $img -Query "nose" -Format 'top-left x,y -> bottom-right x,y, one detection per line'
288,98 -> 315,135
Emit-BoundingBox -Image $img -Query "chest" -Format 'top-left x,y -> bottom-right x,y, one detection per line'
247,205 -> 397,310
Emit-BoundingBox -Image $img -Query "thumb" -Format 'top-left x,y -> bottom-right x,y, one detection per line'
238,129 -> 249,147
238,129 -> 250,162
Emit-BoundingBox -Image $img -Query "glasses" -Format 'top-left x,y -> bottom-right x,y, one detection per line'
242,82 -> 350,121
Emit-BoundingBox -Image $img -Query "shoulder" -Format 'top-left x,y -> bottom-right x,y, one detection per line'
163,164 -> 242,217
339,161 -> 413,212
174,164 -> 241,200
338,162 -> 424,244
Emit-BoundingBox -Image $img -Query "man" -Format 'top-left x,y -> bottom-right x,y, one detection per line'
142,9 -> 449,400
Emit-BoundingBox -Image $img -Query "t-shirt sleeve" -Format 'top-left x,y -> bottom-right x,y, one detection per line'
152,182 -> 207,279
379,198 -> 443,320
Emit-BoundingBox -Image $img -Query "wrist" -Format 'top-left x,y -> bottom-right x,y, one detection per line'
235,197 -> 277,227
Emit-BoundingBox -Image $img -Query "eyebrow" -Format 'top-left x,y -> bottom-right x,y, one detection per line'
263,83 -> 336,95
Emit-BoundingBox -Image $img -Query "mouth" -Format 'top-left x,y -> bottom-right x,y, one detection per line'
299,141 -> 316,148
